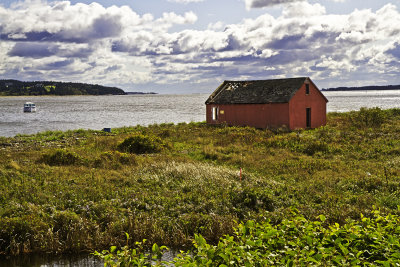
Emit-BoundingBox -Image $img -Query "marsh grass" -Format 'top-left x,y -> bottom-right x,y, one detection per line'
0,108 -> 399,256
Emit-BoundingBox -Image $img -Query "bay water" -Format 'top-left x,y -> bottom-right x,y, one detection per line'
1,90 -> 400,137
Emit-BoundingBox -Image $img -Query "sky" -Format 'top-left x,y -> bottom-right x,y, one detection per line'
1,0 -> 400,93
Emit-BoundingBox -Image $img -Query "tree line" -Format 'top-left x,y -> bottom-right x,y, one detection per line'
322,84 -> 400,91
0,79 -> 126,96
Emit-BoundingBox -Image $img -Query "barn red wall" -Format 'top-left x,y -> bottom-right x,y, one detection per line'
206,103 -> 290,129
289,82 -> 327,129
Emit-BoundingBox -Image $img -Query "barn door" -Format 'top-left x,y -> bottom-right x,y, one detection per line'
306,108 -> 311,128
212,106 -> 219,121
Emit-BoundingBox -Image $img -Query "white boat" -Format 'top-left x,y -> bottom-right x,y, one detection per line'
23,102 -> 36,112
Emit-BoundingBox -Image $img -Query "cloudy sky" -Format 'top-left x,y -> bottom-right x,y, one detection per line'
1,0 -> 400,93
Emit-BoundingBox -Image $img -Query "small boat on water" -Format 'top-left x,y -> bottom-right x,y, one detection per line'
23,102 -> 36,112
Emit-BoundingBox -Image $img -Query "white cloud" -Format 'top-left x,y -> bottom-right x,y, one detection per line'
282,2 -> 326,17
156,11 -> 198,27
207,21 -> 225,31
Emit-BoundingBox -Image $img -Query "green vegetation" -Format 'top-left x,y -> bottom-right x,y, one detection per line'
0,79 -> 125,95
39,149 -> 83,166
96,209 -> 400,266
117,134 -> 168,154
0,108 -> 399,261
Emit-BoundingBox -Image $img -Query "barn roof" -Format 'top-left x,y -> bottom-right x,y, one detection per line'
205,77 -> 321,104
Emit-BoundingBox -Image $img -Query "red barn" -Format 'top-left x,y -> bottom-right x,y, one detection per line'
205,77 -> 328,130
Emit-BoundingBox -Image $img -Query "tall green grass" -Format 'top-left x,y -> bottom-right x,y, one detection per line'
0,107 -> 399,256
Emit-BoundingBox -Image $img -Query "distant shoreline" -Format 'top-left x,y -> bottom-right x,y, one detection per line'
125,92 -> 158,95
0,79 -> 126,96
322,85 -> 400,91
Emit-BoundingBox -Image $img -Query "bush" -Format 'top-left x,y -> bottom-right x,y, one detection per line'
39,149 -> 82,166
349,107 -> 388,128
388,108 -> 400,117
117,134 -> 166,154
302,140 -> 330,156
93,151 -> 135,168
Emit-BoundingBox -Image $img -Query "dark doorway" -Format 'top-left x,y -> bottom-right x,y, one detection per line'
306,108 -> 311,128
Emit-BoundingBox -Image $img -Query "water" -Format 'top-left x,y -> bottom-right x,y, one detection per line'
0,251 -> 177,267
0,94 -> 207,137
1,90 -> 400,137
324,90 -> 400,112
0,254 -> 102,267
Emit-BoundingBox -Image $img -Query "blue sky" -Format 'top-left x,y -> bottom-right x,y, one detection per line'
1,0 -> 400,93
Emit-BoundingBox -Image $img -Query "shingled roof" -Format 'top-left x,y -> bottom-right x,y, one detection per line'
206,77 -> 311,104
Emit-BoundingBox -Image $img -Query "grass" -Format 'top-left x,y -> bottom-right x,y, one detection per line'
0,107 -> 399,256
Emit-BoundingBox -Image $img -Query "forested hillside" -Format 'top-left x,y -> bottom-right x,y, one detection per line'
0,79 -> 126,96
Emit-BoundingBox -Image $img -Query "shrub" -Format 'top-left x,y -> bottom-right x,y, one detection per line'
349,107 -> 387,128
117,134 -> 166,154
39,149 -> 82,166
302,140 -> 330,156
230,187 -> 275,215
93,151 -> 135,168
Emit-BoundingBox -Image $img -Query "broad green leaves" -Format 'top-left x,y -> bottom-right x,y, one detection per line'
98,209 -> 400,266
